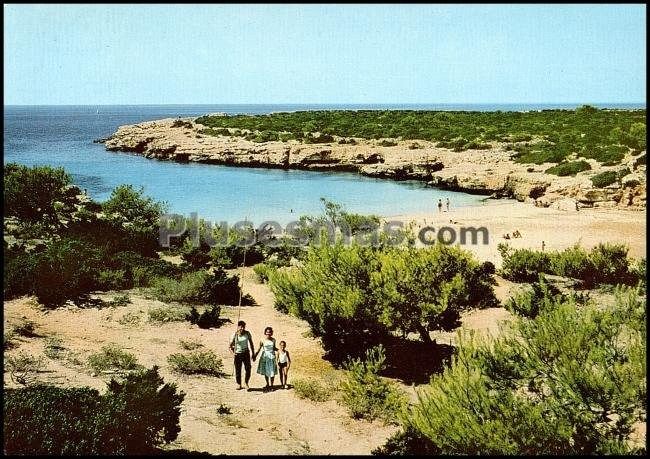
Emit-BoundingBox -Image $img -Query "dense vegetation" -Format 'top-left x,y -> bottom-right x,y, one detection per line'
196,106 -> 645,165
4,367 -> 184,454
3,163 -> 245,308
498,242 -> 642,287
269,239 -> 497,362
376,286 -> 646,455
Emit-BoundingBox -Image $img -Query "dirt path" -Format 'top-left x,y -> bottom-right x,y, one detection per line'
3,267 -> 397,455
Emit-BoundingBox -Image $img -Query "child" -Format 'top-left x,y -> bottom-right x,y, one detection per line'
277,340 -> 291,389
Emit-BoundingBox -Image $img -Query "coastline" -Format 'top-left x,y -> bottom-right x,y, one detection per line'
101,117 -> 647,210
385,198 -> 646,267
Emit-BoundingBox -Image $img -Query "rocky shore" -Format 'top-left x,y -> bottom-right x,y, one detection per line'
102,117 -> 646,209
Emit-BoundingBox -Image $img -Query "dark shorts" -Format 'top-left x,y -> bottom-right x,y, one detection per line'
278,362 -> 288,369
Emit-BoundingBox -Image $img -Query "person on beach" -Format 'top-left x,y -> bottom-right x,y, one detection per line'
438,199 -> 443,213
229,320 -> 255,390
255,326 -> 278,391
277,340 -> 292,389
446,197 -> 450,211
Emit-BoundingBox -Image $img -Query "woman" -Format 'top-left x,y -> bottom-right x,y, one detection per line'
254,326 -> 278,391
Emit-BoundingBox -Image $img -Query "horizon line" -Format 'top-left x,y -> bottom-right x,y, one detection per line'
4,102 -> 647,107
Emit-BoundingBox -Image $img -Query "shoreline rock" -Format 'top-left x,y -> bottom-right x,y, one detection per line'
101,118 -> 646,209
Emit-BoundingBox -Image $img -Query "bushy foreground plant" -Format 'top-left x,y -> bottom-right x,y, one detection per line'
292,378 -> 333,402
377,286 -> 646,455
3,366 -> 184,454
3,163 -> 72,223
270,240 -> 496,361
87,344 -> 140,374
499,242 -> 637,287
340,345 -> 407,422
150,268 -> 242,305
167,350 -> 224,376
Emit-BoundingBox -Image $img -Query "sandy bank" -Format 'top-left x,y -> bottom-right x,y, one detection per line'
385,199 -> 646,267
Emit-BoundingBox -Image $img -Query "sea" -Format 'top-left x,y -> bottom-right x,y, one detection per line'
3,103 -> 645,225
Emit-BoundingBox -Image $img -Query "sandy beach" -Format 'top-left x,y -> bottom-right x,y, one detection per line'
386,198 -> 646,267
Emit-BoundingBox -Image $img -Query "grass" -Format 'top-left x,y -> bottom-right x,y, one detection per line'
107,294 -> 131,307
118,311 -> 142,326
292,378 -> 333,402
167,350 -> 225,376
178,338 -> 203,350
43,336 -> 66,359
87,344 -> 139,374
147,305 -> 190,323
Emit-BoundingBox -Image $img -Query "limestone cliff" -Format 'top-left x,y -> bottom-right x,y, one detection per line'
102,118 -> 646,209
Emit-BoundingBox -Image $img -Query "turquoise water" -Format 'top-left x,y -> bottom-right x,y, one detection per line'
4,103 -> 643,224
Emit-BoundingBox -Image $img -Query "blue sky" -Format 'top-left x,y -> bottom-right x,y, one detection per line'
3,4 -> 646,105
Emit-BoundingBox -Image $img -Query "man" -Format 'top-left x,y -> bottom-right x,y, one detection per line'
229,320 -> 255,390
446,197 -> 450,211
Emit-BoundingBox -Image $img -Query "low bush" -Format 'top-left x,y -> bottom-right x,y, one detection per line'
186,305 -> 230,329
545,160 -> 591,176
384,287 -> 646,455
4,329 -> 16,349
97,269 -> 128,291
3,366 -> 184,454
253,262 -> 274,283
167,350 -> 224,376
178,338 -> 203,351
292,378 -> 333,402
499,242 -> 634,287
148,305 -> 190,323
87,344 -> 140,374
151,271 -> 209,304
339,345 -> 407,422
108,294 -> 131,307
498,243 -> 552,282
504,275 -> 562,319
3,163 -> 72,223
590,170 -> 618,188
378,139 -> 398,147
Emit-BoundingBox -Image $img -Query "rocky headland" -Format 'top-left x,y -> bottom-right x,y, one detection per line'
102,117 -> 646,210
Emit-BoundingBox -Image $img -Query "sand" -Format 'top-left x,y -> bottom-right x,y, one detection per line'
385,198 -> 646,268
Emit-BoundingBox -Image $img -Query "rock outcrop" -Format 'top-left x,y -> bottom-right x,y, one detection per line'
102,118 -> 646,209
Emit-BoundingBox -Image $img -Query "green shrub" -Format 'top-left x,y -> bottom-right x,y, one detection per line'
590,170 -> 618,188
3,366 -> 184,454
270,241 -> 495,362
167,350 -> 224,376
5,238 -> 104,307
186,305 -> 230,329
340,345 -> 407,422
101,184 -> 165,234
389,287 -> 646,455
378,139 -> 398,147
3,163 -> 72,223
117,311 -> 141,326
292,378 -> 333,402
253,262 -> 274,283
151,271 -> 210,304
498,243 -> 552,282
148,305 -> 190,323
97,269 -> 128,290
87,344 -> 139,374
108,294 -> 131,307
545,160 -> 591,176
504,275 -> 562,319
500,243 -> 634,287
